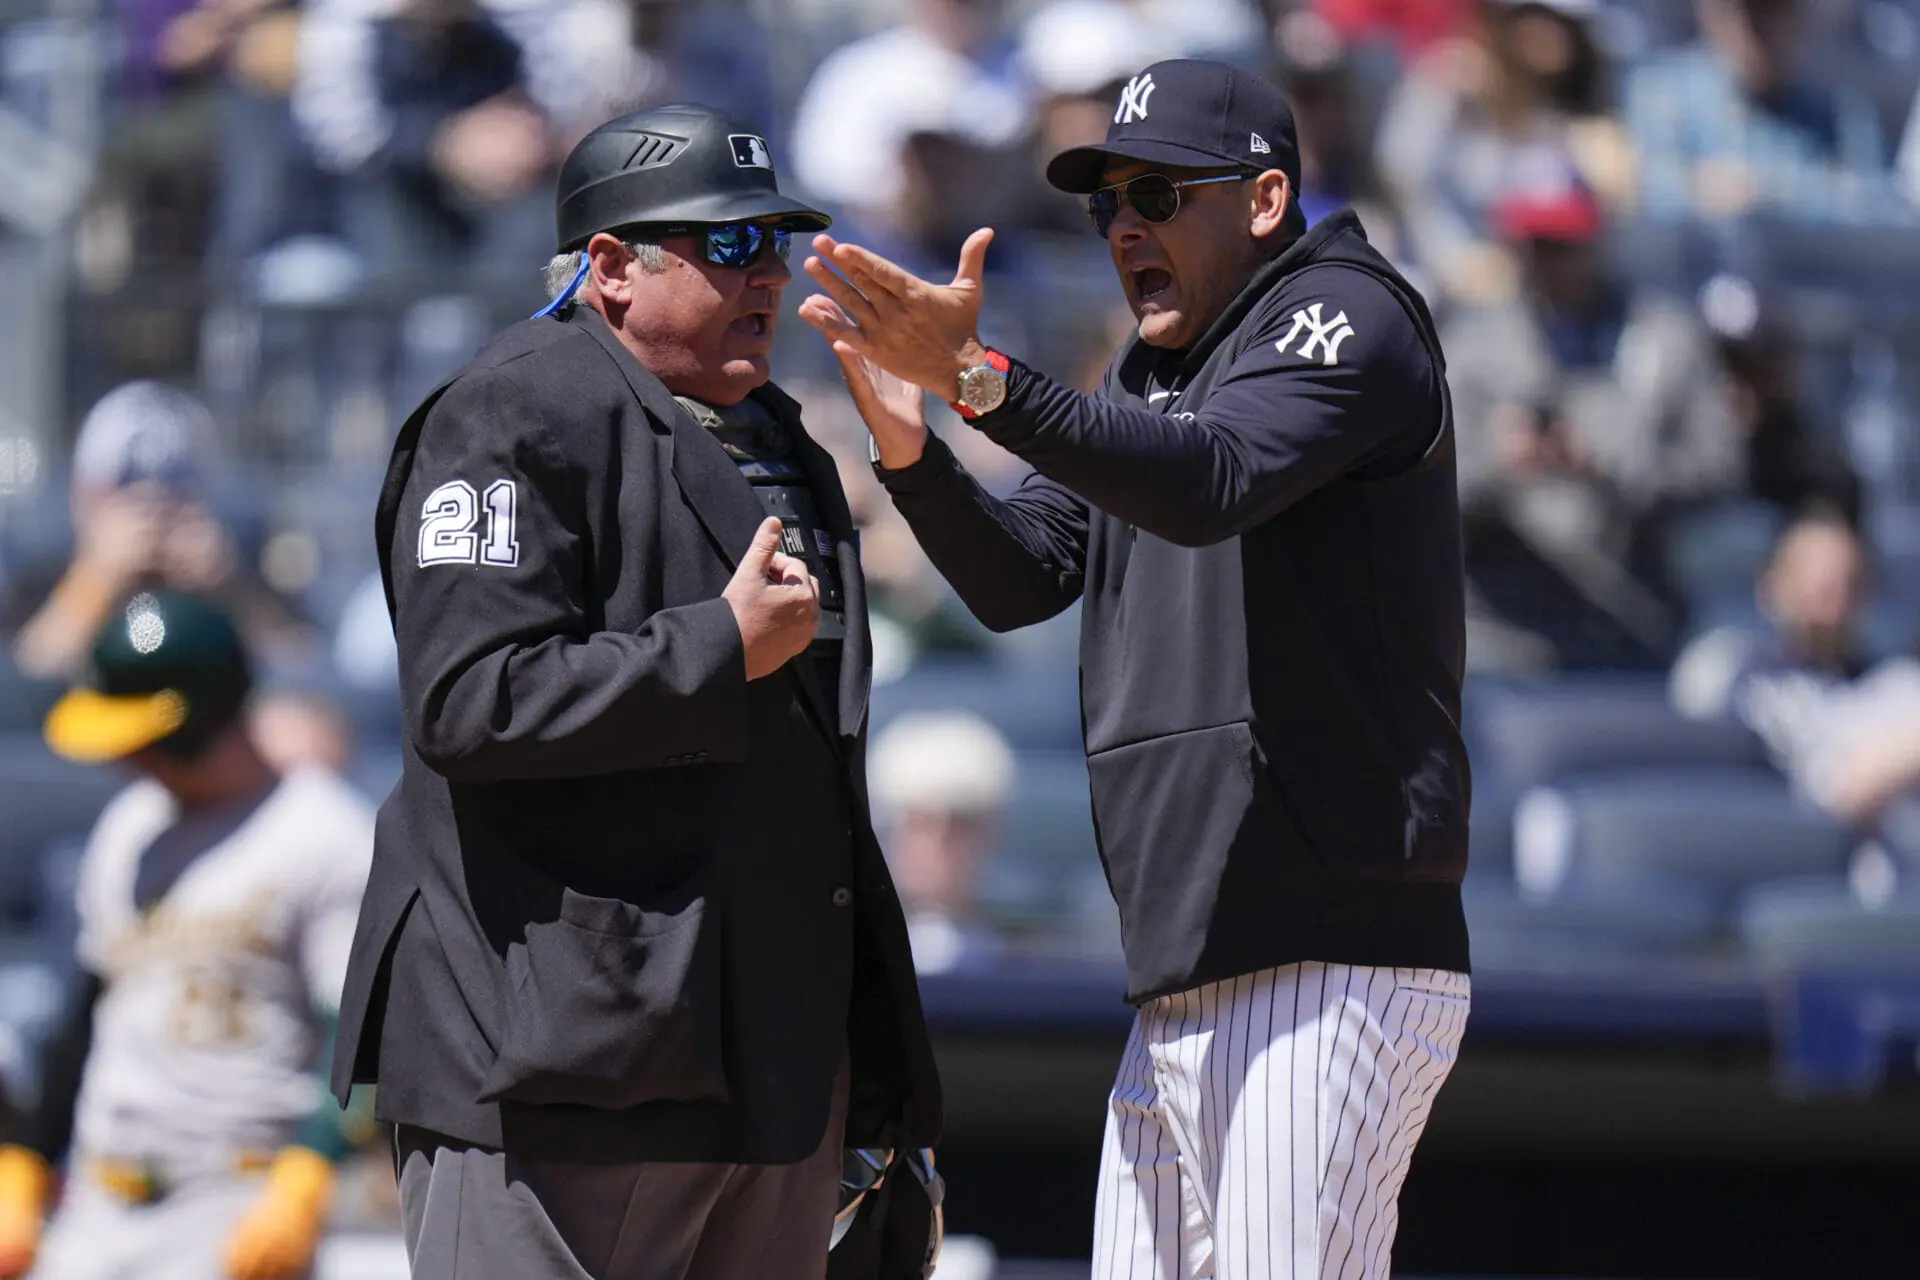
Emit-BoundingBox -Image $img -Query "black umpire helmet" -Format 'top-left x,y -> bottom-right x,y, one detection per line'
44,590 -> 252,765
554,104 -> 832,253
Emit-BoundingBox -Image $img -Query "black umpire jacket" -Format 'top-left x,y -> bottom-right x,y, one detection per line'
880,211 -> 1473,1003
331,305 -> 940,1164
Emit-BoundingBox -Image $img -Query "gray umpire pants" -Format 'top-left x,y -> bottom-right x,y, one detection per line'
394,1081 -> 846,1280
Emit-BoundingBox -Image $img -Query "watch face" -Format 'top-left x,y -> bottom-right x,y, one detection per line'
961,366 -> 1006,414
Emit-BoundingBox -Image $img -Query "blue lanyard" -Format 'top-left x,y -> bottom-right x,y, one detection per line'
532,254 -> 590,319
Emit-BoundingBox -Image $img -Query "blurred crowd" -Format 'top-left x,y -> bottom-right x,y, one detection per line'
3,0 -> 1920,1011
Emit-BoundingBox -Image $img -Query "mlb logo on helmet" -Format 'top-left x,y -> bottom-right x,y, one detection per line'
730,135 -> 773,170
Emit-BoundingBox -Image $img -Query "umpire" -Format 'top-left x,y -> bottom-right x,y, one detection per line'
802,59 -> 1471,1280
332,104 -> 940,1279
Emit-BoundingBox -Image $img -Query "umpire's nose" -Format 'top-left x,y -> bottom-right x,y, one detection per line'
748,243 -> 793,292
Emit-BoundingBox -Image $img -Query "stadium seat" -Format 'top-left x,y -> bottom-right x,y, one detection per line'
1607,215 -> 1726,300
1738,878 -> 1920,1094
1465,673 -> 1767,788
1728,217 -> 1920,326
1512,769 -> 1852,910
1737,877 -> 1920,970
1463,878 -> 1725,965
1462,673 -> 1768,872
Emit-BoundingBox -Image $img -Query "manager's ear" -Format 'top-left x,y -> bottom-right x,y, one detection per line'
1249,170 -> 1292,241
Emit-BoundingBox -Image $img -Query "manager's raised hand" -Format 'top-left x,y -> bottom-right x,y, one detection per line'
799,229 -> 996,401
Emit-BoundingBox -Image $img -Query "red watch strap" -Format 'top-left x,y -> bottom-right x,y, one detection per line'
951,349 -> 1011,420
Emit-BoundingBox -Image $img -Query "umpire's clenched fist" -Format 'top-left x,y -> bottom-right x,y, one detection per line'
723,517 -> 822,680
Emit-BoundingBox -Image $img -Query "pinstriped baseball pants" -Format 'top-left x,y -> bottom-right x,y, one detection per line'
1091,962 -> 1470,1280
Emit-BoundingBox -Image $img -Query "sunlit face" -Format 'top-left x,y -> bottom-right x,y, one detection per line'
606,223 -> 793,406
1098,160 -> 1286,350
887,808 -> 997,916
1506,7 -> 1579,81
1764,518 -> 1867,661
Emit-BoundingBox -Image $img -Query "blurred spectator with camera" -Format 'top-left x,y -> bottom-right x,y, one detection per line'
1377,0 -> 1634,305
1625,0 -> 1908,226
870,710 -> 1016,975
10,382 -> 316,685
1447,153 -> 1743,670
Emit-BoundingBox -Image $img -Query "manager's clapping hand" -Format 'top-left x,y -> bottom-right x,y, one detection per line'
798,229 -> 998,413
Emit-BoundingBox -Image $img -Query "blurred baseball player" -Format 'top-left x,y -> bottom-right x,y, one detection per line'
0,590 -> 375,1279
806,58 -> 1472,1280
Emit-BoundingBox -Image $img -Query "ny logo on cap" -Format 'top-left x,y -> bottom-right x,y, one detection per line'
730,135 -> 773,170
1114,73 -> 1156,125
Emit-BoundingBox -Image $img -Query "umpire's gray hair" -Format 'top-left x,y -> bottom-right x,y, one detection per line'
541,240 -> 667,300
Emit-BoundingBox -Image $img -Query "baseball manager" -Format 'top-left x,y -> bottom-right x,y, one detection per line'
803,58 -> 1472,1280
332,104 -> 940,1279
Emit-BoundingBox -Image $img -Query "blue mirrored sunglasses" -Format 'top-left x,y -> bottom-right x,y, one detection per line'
533,223 -> 795,318
670,222 -> 794,269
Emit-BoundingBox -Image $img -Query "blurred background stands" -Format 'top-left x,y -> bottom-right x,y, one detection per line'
5,0 -> 1920,1272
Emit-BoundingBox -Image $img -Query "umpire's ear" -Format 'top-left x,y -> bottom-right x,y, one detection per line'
1249,170 -> 1292,241
586,233 -> 638,306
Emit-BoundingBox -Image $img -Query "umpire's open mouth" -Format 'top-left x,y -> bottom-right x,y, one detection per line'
729,311 -> 772,337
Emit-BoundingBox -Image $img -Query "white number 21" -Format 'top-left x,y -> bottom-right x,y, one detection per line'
418,479 -> 520,568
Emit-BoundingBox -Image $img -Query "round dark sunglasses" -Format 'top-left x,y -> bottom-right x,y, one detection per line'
1087,172 -> 1251,238
658,222 -> 793,268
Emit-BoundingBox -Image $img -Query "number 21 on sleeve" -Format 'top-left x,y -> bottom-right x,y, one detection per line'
418,479 -> 520,568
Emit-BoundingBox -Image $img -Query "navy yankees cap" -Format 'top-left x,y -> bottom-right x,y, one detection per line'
1046,59 -> 1303,195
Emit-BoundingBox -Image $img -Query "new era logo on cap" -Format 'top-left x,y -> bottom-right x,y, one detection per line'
1251,133 -> 1270,154
730,134 -> 773,170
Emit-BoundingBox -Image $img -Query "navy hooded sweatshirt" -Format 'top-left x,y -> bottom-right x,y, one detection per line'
877,210 -> 1472,1001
